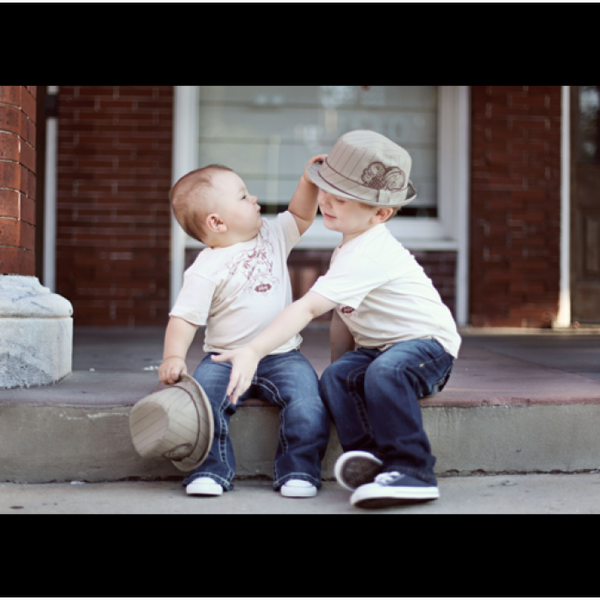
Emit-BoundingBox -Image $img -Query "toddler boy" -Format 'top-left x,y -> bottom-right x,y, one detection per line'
159,155 -> 330,498
214,130 -> 461,508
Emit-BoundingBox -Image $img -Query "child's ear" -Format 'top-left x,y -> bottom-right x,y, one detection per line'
206,213 -> 227,233
373,207 -> 394,223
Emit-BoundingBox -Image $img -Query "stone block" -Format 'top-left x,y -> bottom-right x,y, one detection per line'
0,275 -> 73,388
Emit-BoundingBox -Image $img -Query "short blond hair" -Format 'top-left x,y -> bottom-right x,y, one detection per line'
170,164 -> 234,243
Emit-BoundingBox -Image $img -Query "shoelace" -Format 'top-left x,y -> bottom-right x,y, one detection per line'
374,471 -> 403,484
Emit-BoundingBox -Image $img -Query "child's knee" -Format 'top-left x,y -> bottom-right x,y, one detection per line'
318,366 -> 342,399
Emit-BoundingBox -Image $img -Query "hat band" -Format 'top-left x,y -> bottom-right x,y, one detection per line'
321,156 -> 410,201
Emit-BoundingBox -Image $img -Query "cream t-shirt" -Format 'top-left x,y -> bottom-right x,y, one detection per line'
310,224 -> 461,357
170,211 -> 302,355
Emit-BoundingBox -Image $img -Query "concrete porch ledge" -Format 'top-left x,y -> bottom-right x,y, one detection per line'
0,276 -> 73,389
1,326 -> 600,483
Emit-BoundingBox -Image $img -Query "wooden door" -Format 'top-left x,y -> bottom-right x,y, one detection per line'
571,86 -> 600,322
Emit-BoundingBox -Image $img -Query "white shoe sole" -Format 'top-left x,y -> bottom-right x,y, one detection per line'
280,479 -> 317,498
186,477 -> 223,496
351,482 -> 439,508
334,451 -> 383,491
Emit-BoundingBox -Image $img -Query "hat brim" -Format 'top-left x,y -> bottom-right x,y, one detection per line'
130,374 -> 213,472
307,160 -> 417,208
169,374 -> 214,471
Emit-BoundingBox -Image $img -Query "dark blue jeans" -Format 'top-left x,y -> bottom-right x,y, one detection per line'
183,350 -> 330,491
319,338 -> 454,485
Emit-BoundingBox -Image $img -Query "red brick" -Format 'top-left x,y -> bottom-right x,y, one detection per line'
0,246 -> 34,276
0,189 -> 19,218
19,221 -> 35,251
0,104 -> 23,136
0,132 -> 20,161
0,161 -> 20,190
0,87 -> 22,106
117,87 -> 157,98
19,88 -> 36,122
20,196 -> 35,225
0,247 -> 20,273
19,141 -> 35,173
0,217 -> 20,246
76,87 -> 117,98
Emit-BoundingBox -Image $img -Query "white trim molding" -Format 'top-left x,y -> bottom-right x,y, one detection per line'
170,86 -> 199,308
556,85 -> 571,327
43,86 -> 59,292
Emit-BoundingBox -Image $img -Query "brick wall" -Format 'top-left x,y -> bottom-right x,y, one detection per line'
55,86 -> 173,327
0,86 -> 37,275
413,250 -> 457,316
470,86 -> 562,327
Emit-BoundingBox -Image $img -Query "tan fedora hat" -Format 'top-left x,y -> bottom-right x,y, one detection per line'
129,374 -> 214,472
308,130 -> 417,207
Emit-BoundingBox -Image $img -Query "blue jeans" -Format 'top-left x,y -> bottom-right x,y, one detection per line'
182,350 -> 330,491
319,338 -> 454,485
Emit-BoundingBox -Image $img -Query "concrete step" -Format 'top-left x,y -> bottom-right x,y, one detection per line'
0,370 -> 343,483
1,327 -> 600,484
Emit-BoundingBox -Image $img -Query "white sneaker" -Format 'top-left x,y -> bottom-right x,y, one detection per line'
280,479 -> 317,498
350,471 -> 440,508
186,476 -> 223,496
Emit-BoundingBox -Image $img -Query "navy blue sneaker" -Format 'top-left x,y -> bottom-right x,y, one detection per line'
350,471 -> 439,508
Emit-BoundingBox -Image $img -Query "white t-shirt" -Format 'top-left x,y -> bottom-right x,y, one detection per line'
170,211 -> 302,355
310,223 -> 461,357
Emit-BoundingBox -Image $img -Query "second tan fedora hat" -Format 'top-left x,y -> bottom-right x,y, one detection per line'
308,130 -> 417,207
129,374 -> 214,472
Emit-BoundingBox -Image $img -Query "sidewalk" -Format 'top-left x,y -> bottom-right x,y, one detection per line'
2,472 -> 600,514
1,325 -> 600,489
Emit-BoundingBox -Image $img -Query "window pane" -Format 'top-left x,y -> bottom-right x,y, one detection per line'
578,86 -> 600,164
198,86 -> 438,217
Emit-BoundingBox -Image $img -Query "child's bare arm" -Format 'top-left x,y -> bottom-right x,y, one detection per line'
212,291 -> 337,404
288,154 -> 327,235
330,310 -> 355,363
159,316 -> 199,385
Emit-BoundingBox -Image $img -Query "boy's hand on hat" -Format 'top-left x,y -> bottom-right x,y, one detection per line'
211,346 -> 260,405
302,154 -> 328,186
159,356 -> 188,386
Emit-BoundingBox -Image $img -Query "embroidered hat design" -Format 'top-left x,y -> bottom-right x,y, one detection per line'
307,130 -> 417,207
361,162 -> 406,192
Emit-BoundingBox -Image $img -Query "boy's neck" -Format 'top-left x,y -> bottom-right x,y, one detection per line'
341,222 -> 382,246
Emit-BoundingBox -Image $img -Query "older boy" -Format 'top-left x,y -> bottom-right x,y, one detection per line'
160,155 -> 330,498
214,130 -> 461,508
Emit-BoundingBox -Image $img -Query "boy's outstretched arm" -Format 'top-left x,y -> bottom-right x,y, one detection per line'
159,316 -> 199,385
288,154 -> 327,235
212,291 -> 337,404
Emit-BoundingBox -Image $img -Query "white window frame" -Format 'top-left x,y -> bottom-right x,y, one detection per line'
171,86 -> 470,324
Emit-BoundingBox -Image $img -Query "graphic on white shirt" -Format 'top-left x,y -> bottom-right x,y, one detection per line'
223,228 -> 279,295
